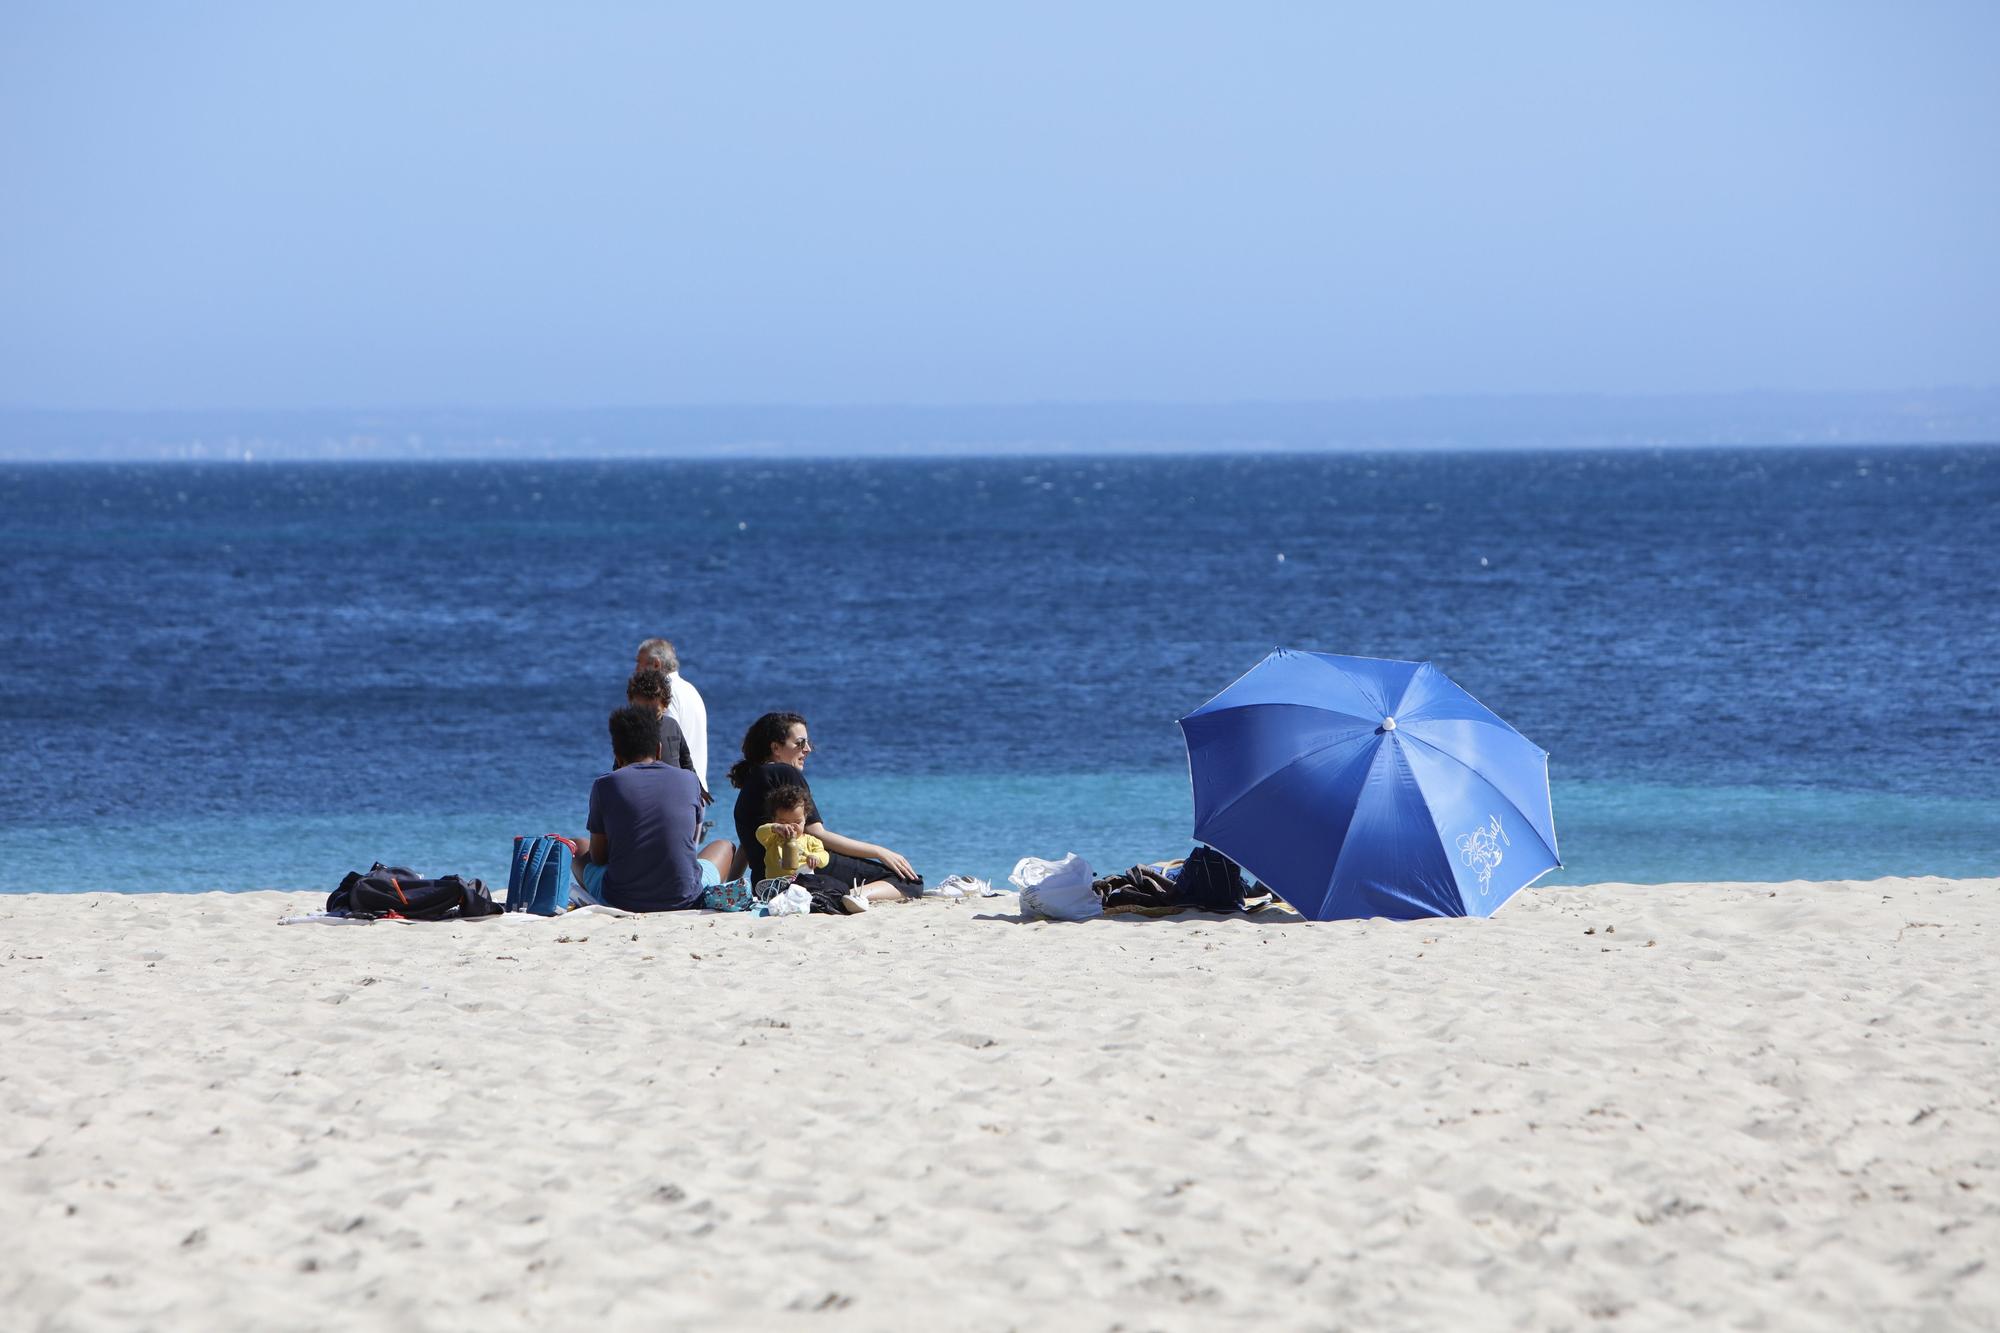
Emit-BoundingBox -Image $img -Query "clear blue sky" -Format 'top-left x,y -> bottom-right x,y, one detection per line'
2,2 -> 1995,409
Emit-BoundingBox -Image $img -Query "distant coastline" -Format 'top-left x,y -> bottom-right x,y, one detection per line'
2,390 -> 1997,462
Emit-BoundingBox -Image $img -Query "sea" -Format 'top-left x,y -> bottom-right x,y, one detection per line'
1,445 -> 1995,896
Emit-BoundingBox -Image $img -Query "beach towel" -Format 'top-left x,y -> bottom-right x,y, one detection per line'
280,902 -> 638,926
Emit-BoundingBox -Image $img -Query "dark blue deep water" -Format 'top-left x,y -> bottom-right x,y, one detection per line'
2,447 -> 1995,893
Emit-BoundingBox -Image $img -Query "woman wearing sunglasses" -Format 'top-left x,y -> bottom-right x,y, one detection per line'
726,711 -> 923,904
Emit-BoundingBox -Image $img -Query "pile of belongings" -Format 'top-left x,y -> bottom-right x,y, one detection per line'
1093,846 -> 1276,918
1011,847 -> 1280,921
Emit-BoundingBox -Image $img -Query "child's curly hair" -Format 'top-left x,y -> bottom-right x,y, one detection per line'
765,784 -> 811,818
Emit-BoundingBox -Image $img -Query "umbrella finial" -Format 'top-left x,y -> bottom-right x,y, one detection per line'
1381,715 -> 1397,732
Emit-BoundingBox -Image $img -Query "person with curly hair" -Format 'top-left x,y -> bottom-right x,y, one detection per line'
625,667 -> 703,800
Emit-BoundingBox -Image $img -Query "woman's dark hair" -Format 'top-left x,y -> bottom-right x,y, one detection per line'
728,711 -> 807,788
625,667 -> 671,707
609,704 -> 663,764
765,783 -> 810,818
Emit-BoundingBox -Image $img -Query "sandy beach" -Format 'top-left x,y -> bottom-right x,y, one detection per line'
2,877 -> 1995,1331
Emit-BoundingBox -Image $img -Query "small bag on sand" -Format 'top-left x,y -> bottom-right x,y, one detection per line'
705,878 -> 757,912
1011,853 -> 1101,921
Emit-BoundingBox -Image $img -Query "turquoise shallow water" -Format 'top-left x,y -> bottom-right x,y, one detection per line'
18,774 -> 1995,895
2,448 -> 1996,897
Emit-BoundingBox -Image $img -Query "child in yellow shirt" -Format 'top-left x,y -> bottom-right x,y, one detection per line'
756,785 -> 830,882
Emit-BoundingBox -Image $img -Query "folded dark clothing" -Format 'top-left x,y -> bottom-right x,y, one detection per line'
1093,847 -> 1249,915
791,871 -> 856,915
1092,864 -> 1189,914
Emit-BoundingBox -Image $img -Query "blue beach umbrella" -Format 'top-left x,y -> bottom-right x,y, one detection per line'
1178,650 -> 1560,920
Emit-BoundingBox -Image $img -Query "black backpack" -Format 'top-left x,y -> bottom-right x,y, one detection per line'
328,863 -> 501,921
1178,845 -> 1249,913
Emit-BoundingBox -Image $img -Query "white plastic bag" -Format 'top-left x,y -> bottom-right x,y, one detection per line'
1009,853 -> 1100,921
765,884 -> 813,917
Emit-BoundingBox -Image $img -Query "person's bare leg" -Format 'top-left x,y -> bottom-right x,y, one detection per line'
570,836 -> 593,887
699,840 -> 735,879
858,880 -> 908,902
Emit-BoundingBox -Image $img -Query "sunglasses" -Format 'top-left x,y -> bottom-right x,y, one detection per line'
785,735 -> 813,750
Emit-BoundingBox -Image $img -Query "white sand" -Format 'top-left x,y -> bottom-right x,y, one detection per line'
2,877 -> 1995,1331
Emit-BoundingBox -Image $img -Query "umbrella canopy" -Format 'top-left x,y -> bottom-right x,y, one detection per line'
1179,650 -> 1560,920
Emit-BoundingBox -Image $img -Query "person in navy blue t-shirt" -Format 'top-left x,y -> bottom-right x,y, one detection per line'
572,705 -> 734,912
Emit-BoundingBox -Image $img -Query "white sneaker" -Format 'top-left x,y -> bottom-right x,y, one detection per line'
934,874 -> 991,898
840,891 -> 870,915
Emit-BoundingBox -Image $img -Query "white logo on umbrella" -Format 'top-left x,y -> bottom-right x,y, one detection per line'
1457,815 -> 1510,891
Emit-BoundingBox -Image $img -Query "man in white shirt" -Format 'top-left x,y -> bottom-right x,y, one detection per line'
636,637 -> 708,795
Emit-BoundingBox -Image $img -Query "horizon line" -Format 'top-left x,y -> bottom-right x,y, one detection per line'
4,386 -> 1999,416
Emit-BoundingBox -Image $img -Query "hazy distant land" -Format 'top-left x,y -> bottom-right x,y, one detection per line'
2,390 -> 1996,462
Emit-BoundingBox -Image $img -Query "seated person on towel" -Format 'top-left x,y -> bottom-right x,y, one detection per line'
756,784 -> 830,887
571,704 -> 734,912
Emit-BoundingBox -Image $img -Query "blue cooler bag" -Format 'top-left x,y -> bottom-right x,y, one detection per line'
507,835 -> 575,916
